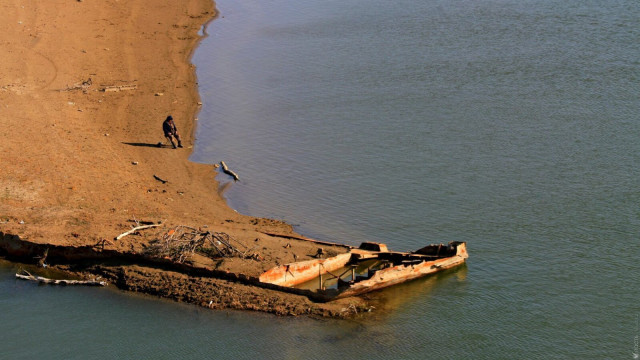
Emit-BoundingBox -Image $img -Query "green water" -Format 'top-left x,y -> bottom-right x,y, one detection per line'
2,0 -> 638,358
190,1 -> 638,357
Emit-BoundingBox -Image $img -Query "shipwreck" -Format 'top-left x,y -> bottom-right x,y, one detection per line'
259,241 -> 468,301
1,224 -> 468,309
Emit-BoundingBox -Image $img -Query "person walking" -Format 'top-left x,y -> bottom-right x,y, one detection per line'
162,115 -> 182,149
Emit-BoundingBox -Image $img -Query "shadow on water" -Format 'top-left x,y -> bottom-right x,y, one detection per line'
217,180 -> 234,196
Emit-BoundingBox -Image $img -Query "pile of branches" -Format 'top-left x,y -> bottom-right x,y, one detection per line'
144,226 -> 257,263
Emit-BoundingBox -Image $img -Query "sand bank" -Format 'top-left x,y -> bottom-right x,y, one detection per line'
0,0 -> 366,317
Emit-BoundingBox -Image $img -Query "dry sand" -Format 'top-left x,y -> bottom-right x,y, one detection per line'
0,0 -> 369,317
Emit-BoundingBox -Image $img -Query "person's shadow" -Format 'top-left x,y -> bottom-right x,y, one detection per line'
122,142 -> 171,148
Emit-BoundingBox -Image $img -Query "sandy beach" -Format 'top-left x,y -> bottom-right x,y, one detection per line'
0,0 -> 365,317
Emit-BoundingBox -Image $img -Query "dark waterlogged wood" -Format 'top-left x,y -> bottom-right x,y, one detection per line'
153,174 -> 168,184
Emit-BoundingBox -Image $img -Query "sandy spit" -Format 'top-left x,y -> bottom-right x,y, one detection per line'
0,0 -> 368,317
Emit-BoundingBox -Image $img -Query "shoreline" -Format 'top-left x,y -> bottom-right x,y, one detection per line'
0,0 -> 367,317
185,6 -> 218,147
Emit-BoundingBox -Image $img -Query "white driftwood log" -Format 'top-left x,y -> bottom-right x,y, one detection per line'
102,84 -> 137,92
16,271 -> 106,286
115,224 -> 161,240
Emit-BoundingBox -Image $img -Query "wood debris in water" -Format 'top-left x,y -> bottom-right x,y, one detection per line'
15,269 -> 106,286
220,161 -> 240,182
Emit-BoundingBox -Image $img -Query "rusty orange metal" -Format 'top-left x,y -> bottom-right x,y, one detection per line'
259,241 -> 468,300
259,253 -> 352,287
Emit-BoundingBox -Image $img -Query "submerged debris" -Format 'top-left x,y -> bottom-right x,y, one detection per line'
259,241 -> 469,300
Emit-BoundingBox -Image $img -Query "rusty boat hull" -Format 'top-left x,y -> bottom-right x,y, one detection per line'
258,241 -> 468,301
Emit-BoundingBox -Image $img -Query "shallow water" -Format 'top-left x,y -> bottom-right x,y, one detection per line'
2,0 -> 638,358
0,261 -> 469,360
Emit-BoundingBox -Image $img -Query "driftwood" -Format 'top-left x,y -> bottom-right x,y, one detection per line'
115,223 -> 161,240
102,84 -> 137,92
144,225 -> 257,263
94,238 -> 113,251
153,174 -> 168,184
36,248 -> 49,268
144,225 -> 207,263
260,231 -> 353,249
60,78 -> 92,92
220,161 -> 240,182
16,270 -> 106,286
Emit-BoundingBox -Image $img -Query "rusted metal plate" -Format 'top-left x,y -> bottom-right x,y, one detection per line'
335,246 -> 467,299
259,253 -> 352,287
259,242 -> 468,299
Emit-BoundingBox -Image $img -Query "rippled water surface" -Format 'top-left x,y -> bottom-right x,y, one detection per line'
191,1 -> 638,356
2,0 -> 638,358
